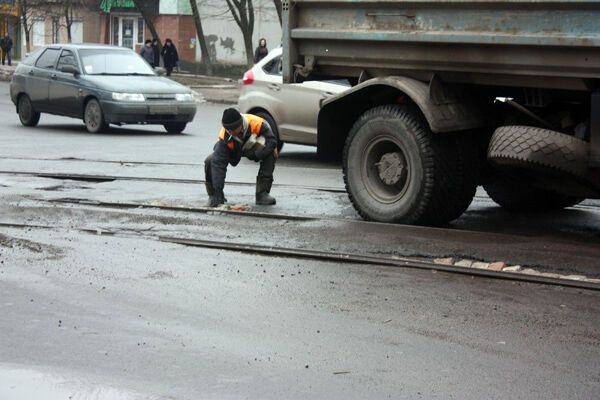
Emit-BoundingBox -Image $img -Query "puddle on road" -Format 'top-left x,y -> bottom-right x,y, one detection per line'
0,365 -> 143,400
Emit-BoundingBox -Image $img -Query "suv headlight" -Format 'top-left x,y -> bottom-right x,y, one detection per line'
112,92 -> 145,102
175,93 -> 193,102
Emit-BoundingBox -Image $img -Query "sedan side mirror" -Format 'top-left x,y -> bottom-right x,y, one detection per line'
60,65 -> 80,75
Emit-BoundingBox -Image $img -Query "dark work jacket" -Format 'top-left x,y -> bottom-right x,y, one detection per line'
210,115 -> 277,192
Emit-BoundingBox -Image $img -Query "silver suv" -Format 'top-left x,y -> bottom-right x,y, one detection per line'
238,47 -> 348,147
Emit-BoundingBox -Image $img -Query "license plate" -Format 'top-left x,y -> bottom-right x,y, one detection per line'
148,105 -> 178,114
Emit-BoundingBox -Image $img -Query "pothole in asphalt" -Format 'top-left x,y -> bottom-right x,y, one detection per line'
37,174 -> 116,183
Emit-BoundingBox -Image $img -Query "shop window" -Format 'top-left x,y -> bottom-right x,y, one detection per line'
71,20 -> 83,43
32,19 -> 45,47
112,16 -> 119,45
137,18 -> 144,44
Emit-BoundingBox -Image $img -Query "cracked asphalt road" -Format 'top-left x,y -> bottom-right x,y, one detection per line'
1,82 -> 599,399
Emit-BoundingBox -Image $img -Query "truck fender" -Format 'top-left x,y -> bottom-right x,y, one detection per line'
317,76 -> 486,156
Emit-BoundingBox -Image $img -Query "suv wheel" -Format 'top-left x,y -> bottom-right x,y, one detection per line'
255,111 -> 284,152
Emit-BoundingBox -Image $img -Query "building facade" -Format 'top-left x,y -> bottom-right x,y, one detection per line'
195,0 -> 281,65
18,1 -> 102,57
10,0 -> 281,67
0,0 -> 20,58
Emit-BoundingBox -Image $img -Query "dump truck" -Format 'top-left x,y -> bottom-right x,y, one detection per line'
282,0 -> 600,225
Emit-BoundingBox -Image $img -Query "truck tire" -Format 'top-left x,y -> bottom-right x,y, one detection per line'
484,177 -> 581,212
488,126 -> 589,178
343,104 -> 476,225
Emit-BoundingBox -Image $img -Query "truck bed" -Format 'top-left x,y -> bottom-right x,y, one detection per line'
283,0 -> 600,91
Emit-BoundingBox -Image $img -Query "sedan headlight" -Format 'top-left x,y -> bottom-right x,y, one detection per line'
175,93 -> 193,102
112,92 -> 145,102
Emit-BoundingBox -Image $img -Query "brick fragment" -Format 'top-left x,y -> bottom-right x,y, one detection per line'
489,262 -> 507,271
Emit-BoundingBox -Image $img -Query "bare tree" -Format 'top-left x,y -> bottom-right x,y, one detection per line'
273,0 -> 282,25
189,1 -> 214,75
225,0 -> 255,67
18,0 -> 53,52
19,0 -> 34,53
62,0 -> 96,43
133,0 -> 161,47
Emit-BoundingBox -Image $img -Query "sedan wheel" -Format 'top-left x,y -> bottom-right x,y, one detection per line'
84,99 -> 108,133
18,95 -> 41,127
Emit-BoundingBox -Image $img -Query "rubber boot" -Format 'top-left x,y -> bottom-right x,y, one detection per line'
256,177 -> 276,205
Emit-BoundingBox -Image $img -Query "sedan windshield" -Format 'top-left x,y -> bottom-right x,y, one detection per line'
79,49 -> 155,76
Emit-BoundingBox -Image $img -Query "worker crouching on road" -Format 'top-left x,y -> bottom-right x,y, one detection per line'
205,108 -> 278,207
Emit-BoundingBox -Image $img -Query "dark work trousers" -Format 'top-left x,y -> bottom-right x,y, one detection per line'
204,152 -> 276,195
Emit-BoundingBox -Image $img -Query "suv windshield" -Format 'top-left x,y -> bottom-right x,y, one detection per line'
79,49 -> 155,76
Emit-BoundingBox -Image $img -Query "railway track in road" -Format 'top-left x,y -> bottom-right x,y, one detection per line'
0,170 -> 346,193
1,169 -> 600,211
1,219 -> 599,291
2,167 -> 599,288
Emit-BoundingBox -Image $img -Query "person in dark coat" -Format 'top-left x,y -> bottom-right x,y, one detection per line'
161,38 -> 179,76
151,38 -> 160,68
140,39 -> 154,66
1,34 -> 13,66
254,38 -> 268,64
204,108 -> 278,207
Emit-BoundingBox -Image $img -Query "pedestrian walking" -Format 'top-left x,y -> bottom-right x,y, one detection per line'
254,38 -> 268,64
1,34 -> 13,66
151,38 -> 160,68
161,38 -> 179,76
205,108 -> 278,207
140,39 -> 154,66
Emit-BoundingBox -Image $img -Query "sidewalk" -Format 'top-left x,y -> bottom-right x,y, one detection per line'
0,64 -> 16,81
169,72 -> 241,105
0,64 -> 240,105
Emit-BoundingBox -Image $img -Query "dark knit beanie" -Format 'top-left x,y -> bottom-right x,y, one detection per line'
222,108 -> 243,130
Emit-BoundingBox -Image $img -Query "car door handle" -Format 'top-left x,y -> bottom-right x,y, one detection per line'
50,74 -> 58,80
321,91 -> 333,97
268,84 -> 281,91
27,70 -> 34,76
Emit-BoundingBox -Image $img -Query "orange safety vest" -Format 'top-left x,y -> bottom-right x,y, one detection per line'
218,114 -> 264,151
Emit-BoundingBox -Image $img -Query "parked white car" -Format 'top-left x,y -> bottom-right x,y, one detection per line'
238,47 -> 348,148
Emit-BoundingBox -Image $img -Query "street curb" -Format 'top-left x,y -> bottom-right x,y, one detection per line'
0,68 -> 238,104
204,98 -> 238,105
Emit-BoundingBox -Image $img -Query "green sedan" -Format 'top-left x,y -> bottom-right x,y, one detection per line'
10,44 -> 196,134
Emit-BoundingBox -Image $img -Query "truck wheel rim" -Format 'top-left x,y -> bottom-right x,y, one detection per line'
361,136 -> 410,204
86,102 -> 100,129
